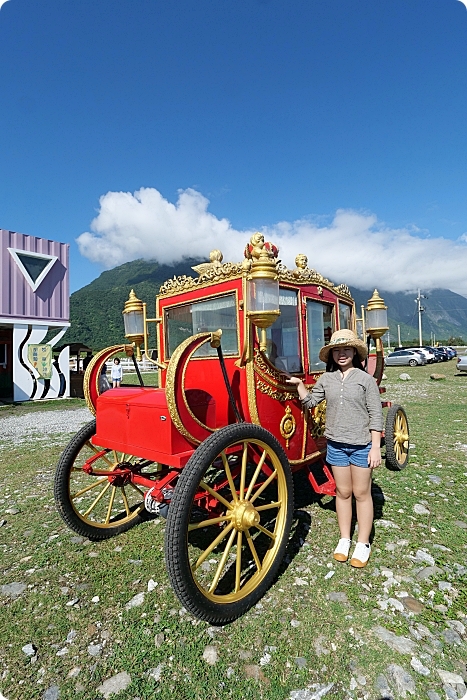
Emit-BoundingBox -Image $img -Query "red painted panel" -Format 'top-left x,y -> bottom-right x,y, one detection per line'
93,387 -> 199,464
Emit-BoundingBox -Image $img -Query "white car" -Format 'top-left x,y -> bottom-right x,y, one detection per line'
456,355 -> 467,373
385,350 -> 426,367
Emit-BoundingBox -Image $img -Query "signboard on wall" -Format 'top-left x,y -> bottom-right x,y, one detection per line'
28,344 -> 53,379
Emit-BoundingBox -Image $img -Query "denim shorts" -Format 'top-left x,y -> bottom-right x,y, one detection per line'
326,440 -> 371,468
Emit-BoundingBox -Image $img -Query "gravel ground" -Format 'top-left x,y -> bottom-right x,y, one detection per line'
0,408 -> 94,448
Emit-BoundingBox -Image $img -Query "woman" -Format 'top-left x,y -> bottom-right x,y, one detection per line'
287,329 -> 383,568
111,357 -> 123,388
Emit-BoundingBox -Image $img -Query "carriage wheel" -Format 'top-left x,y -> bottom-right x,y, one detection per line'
385,405 -> 410,471
165,423 -> 294,625
54,420 -> 154,540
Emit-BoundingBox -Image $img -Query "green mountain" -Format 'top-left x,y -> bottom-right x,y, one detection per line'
65,259 -> 467,350
65,258 -> 202,349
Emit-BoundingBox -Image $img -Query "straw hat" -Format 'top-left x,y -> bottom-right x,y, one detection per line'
319,329 -> 368,363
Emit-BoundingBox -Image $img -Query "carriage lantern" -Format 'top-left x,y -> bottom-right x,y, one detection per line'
365,289 -> 388,342
122,289 -> 145,361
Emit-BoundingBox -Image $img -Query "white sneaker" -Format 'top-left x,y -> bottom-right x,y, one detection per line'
350,542 -> 371,568
333,538 -> 352,562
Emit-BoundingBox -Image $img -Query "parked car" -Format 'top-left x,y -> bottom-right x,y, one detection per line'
437,346 -> 456,359
456,355 -> 467,373
395,347 -> 435,363
385,350 -> 427,367
431,348 -> 449,362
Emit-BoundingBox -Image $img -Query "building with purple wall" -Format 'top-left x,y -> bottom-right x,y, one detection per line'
0,229 -> 70,401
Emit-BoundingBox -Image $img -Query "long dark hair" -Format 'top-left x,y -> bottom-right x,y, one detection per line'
326,349 -> 366,373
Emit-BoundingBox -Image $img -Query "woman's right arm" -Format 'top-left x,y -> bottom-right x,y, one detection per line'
286,377 -> 325,408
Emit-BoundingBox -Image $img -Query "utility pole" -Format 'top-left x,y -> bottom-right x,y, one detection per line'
415,289 -> 426,346
398,324 -> 401,347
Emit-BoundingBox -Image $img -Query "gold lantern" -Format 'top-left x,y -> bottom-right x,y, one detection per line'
245,237 -> 280,352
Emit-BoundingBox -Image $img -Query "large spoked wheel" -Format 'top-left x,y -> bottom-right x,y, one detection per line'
54,420 -> 154,540
385,405 -> 410,471
165,423 -> 294,625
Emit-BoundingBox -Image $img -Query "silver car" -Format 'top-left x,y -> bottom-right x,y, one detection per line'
456,355 -> 467,373
385,350 -> 427,367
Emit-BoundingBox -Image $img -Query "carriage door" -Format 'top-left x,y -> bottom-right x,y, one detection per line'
265,288 -> 302,374
305,299 -> 336,373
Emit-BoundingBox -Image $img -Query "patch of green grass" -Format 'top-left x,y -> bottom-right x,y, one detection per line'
1,360 -> 466,699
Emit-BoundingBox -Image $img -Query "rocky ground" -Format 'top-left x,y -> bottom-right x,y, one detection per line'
0,370 -> 467,699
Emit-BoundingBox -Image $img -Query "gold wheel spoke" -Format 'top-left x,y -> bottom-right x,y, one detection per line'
199,481 -> 233,511
235,531 -> 243,593
128,482 -> 145,497
239,442 -> 248,500
121,487 -> 131,517
192,522 -> 234,571
83,481 -> 112,517
255,501 -> 281,512
250,469 -> 277,503
255,523 -> 276,540
105,486 -> 117,524
245,449 -> 268,501
221,452 -> 239,503
188,515 -> 231,532
208,528 -> 237,593
245,528 -> 262,572
71,477 -> 109,498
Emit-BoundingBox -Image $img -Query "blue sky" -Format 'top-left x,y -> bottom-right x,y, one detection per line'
1,0 -> 467,294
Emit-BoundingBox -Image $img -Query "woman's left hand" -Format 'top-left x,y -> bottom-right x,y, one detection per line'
368,446 -> 382,470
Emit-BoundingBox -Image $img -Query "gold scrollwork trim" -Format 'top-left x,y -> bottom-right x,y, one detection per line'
256,379 -> 296,402
159,263 -> 244,296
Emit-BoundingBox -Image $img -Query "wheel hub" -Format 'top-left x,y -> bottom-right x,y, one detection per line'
231,500 -> 260,532
394,430 -> 409,448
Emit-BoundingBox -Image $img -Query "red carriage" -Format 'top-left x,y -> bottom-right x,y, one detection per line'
54,236 -> 409,624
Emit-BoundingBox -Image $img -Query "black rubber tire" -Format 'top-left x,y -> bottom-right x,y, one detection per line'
165,423 -> 294,625
385,405 -> 410,471
408,359 -> 417,367
54,420 -> 147,541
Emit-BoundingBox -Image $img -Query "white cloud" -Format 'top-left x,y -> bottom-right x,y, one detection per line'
77,187 -> 467,295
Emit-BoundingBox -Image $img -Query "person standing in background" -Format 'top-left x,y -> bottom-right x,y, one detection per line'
111,357 -> 123,388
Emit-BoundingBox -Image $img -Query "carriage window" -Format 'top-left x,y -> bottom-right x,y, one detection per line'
306,300 -> 335,371
338,303 -> 352,331
265,289 -> 302,373
165,294 -> 238,358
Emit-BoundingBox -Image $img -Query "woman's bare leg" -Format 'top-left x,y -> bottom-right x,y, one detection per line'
331,466 -> 353,540
350,464 -> 373,543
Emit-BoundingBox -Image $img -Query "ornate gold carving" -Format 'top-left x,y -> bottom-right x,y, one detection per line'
256,379 -> 295,402
254,349 -> 284,383
279,405 -> 296,448
159,262 -> 244,296
158,239 -> 354,301
334,283 -> 352,298
191,249 -> 224,275
309,400 -> 327,438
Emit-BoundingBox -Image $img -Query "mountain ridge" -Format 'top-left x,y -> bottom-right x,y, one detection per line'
65,259 -> 467,349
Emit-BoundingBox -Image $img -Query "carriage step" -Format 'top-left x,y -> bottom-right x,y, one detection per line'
306,461 -> 336,496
